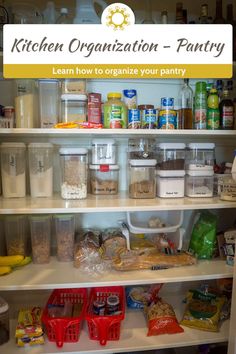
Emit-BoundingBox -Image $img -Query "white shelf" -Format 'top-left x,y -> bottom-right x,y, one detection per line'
0,258 -> 232,291
0,194 -> 236,214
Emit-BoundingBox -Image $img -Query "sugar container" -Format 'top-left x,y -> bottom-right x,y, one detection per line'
156,170 -> 185,198
186,143 -> 215,171
29,215 -> 51,264
92,139 -> 116,165
89,164 -> 119,195
156,143 -> 186,170
4,215 -> 28,256
185,170 -> 214,197
0,296 -> 9,345
54,214 -> 75,262
129,159 -> 156,199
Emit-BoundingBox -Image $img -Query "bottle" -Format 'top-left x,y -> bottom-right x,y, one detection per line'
199,4 -> 209,24
56,8 -> 70,24
216,79 -> 223,101
194,82 -> 207,129
207,88 -> 220,130
142,0 -> 155,24
178,79 -> 193,129
219,90 -> 234,129
103,92 -> 128,129
73,0 -> 107,24
43,1 -> 56,24
176,2 -> 184,24
161,10 -> 168,24
182,9 -> 187,24
213,0 -> 226,24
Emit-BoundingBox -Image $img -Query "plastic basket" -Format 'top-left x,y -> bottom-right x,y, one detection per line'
85,286 -> 125,346
42,288 -> 87,348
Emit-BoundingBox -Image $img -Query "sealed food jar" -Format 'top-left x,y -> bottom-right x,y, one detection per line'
92,139 -> 116,165
128,138 -> 155,160
59,147 -> 88,199
4,215 -> 28,256
185,170 -> 214,197
60,94 -> 87,123
104,92 -> 127,129
29,215 -> 51,264
186,143 -> 215,170
157,143 -> 186,170
54,214 -> 75,262
89,164 -> 119,195
129,159 -> 156,199
156,170 -> 185,198
0,297 -> 9,345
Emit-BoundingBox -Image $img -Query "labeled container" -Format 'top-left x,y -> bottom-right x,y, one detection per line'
141,109 -> 157,129
61,94 -> 87,123
62,79 -> 86,94
156,170 -> 185,198
156,143 -> 186,170
129,159 -> 156,199
186,143 -> 215,171
15,80 -> 36,128
38,79 -> 59,128
128,138 -> 155,160
185,170 -> 214,197
91,139 -> 116,165
0,142 -> 26,198
123,89 -> 137,109
28,143 -> 54,198
4,215 -> 28,256
29,215 -> 51,264
103,93 -> 127,129
54,214 -> 75,262
128,109 -> 141,129
89,165 -> 119,195
59,147 -> 88,199
0,296 -> 9,345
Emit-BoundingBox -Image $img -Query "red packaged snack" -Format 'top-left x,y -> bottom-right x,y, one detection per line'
88,93 -> 102,124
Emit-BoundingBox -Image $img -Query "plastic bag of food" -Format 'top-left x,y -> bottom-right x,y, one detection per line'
189,211 -> 217,259
126,284 -> 163,309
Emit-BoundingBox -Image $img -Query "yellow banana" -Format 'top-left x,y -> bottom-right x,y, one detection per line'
13,256 -> 32,268
0,255 -> 24,267
0,265 -> 12,275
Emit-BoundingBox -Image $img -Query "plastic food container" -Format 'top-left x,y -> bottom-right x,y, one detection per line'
60,94 -> 87,123
54,214 -> 75,262
38,79 -> 59,128
129,159 -> 156,199
28,143 -> 54,198
15,80 -> 35,128
59,147 -> 88,200
29,215 -> 51,264
219,175 -> 236,201
185,170 -> 214,197
156,143 -> 186,170
89,165 -> 119,195
0,296 -> 9,345
128,138 -> 155,160
0,142 -> 26,198
61,79 -> 86,94
4,215 -> 28,256
92,139 -> 116,165
186,143 -> 215,170
156,170 -> 185,198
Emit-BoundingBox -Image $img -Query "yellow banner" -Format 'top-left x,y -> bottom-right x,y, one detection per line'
4,64 -> 232,79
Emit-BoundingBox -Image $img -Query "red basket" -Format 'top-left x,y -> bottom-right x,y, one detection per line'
42,288 -> 87,348
85,286 -> 125,346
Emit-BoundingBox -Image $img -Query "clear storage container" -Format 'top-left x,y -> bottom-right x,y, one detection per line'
185,170 -> 214,197
61,79 -> 86,94
156,170 -> 185,198
186,143 -> 215,170
128,138 -> 155,159
38,79 -> 59,128
60,94 -> 87,123
59,147 -> 88,199
15,80 -> 36,128
54,214 -> 75,262
89,164 -> 119,195
219,175 -> 236,201
91,139 -> 116,165
4,215 -> 28,256
129,159 -> 156,199
0,143 -> 26,198
29,215 -> 51,264
28,143 -> 53,198
156,143 -> 186,170
0,296 -> 9,345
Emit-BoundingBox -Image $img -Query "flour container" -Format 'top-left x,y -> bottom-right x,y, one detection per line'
28,143 -> 53,198
29,215 -> 51,264
129,159 -> 156,199
156,170 -> 185,198
0,142 -> 26,198
38,79 -> 59,128
4,215 -> 28,256
54,214 -> 75,262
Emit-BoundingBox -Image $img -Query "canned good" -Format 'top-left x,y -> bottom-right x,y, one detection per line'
106,295 -> 120,315
93,300 -> 106,315
141,109 -> 157,129
128,109 -> 141,129
123,89 -> 137,109
161,97 -> 174,110
158,109 -> 177,129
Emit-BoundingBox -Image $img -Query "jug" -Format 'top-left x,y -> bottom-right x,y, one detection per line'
0,5 -> 9,50
73,0 -> 107,24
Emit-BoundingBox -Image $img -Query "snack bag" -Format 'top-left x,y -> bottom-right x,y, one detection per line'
126,284 -> 163,310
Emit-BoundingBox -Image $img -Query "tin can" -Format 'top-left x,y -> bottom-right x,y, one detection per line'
128,109 -> 141,129
123,89 -> 137,109
141,109 -> 157,129
158,109 -> 177,129
161,97 -> 174,110
93,300 -> 106,315
106,295 -> 120,315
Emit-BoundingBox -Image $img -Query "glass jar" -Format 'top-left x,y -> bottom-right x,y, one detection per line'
29,215 -> 51,264
0,296 -> 9,345
185,170 -> 214,197
186,143 -> 215,171
156,143 -> 186,170
15,80 -> 36,128
38,79 -> 59,128
4,215 -> 28,256
91,139 -> 116,165
89,164 -> 119,195
59,147 -> 88,199
103,92 -> 127,129
0,142 -> 26,198
129,159 -> 156,199
156,170 -> 185,198
60,94 -> 87,123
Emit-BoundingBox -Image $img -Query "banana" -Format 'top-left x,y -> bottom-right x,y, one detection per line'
0,255 -> 24,267
0,266 -> 12,276
13,256 -> 32,268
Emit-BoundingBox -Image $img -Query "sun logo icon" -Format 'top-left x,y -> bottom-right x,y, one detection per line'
101,3 -> 135,31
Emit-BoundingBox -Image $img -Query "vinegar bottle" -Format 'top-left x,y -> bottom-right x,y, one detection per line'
178,79 -> 193,129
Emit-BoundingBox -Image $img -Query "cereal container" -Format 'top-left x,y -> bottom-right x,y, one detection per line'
59,147 -> 88,199
54,214 -> 75,262
4,215 -> 28,256
89,164 -> 119,195
92,139 -> 116,165
129,159 -> 156,199
29,215 -> 51,264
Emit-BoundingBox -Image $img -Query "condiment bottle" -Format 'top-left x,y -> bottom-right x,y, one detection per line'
178,79 -> 193,129
103,93 -> 127,129
213,0 -> 226,24
207,88 -> 220,130
219,90 -> 234,130
194,81 -> 207,129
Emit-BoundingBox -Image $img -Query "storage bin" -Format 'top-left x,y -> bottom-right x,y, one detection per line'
29,215 -> 51,264
156,143 -> 186,170
15,80 -> 35,128
0,296 -> 9,345
54,214 -> 75,262
185,170 -> 214,197
38,79 -> 59,128
186,143 -> 215,170
4,215 -> 28,256
92,139 -> 116,165
0,142 -> 26,198
89,164 -> 119,195
129,159 -> 156,199
59,147 -> 88,200
128,138 -> 155,160
156,170 -> 185,198
28,143 -> 53,198
60,94 -> 87,123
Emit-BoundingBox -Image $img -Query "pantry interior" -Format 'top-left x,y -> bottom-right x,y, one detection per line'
0,0 -> 236,354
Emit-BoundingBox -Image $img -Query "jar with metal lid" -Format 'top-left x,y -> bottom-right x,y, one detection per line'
129,159 -> 156,199
0,296 -> 9,345
103,92 -> 127,129
156,143 -> 186,170
186,143 -> 215,171
60,94 -> 87,123
89,164 -> 119,195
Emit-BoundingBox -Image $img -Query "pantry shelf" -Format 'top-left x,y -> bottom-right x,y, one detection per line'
0,258 -> 232,291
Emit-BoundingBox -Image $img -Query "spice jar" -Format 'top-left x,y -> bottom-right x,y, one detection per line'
129,159 -> 156,199
156,143 -> 186,170
60,94 -> 87,123
89,164 -> 119,195
54,214 -> 75,262
0,297 -> 9,345
186,143 -> 215,171
59,147 -> 88,199
91,139 -> 116,165
29,215 -> 51,264
103,92 -> 127,129
156,170 -> 185,198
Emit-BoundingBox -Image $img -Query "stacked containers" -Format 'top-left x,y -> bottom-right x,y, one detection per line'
185,143 -> 215,197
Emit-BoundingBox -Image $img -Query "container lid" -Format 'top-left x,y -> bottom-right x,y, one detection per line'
157,143 -> 186,150
61,94 -> 87,101
225,162 -> 233,168
60,147 -> 88,155
186,170 -> 214,177
38,79 -> 59,83
28,143 -> 53,148
0,296 -> 9,313
3,106 -> 14,109
92,138 -> 116,145
89,164 -> 119,171
1,142 -> 26,148
157,170 -> 185,177
29,215 -> 51,221
188,165 -> 214,172
107,92 -> 121,99
54,214 -> 74,220
187,143 -> 215,150
129,159 -> 157,167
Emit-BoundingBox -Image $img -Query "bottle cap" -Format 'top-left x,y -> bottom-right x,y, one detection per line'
107,92 -> 121,99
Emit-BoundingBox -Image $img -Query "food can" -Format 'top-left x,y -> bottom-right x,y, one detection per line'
161,97 -> 174,110
141,109 -> 157,129
93,300 -> 106,315
128,109 -> 141,129
158,109 -> 177,129
106,295 -> 120,315
123,89 -> 137,109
